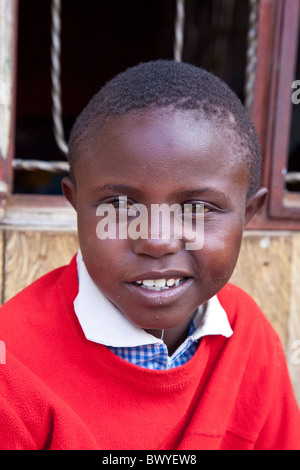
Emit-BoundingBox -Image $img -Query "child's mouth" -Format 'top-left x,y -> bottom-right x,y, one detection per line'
132,278 -> 185,291
127,274 -> 193,306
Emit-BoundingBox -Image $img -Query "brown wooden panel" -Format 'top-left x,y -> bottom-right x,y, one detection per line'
230,233 -> 293,345
287,234 -> 300,405
3,230 -> 78,302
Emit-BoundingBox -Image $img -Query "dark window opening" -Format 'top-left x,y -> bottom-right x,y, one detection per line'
14,0 -> 249,195
287,23 -> 300,192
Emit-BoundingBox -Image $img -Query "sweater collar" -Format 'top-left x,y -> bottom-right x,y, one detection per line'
74,250 -> 233,348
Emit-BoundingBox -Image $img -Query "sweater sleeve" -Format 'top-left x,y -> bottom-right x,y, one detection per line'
0,351 -> 101,450
254,339 -> 300,450
0,395 -> 38,450
0,353 -> 53,450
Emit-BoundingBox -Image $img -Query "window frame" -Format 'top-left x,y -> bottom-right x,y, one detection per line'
0,0 -> 75,230
248,0 -> 300,229
1,0 -> 300,230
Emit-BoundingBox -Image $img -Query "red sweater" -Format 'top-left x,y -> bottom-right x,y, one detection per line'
0,256 -> 299,450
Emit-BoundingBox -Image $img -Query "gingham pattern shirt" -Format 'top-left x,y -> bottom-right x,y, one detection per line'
107,321 -> 198,370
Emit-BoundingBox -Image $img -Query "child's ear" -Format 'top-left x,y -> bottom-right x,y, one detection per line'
61,176 -> 77,211
244,187 -> 268,227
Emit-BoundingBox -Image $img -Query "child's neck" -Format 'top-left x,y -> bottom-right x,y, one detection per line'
144,308 -> 198,356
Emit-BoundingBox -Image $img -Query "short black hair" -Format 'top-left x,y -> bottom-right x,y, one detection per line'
68,59 -> 261,199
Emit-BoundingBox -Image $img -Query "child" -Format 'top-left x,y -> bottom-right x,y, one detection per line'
0,60 -> 299,450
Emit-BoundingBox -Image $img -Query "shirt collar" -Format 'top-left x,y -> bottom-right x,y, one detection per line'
74,250 -> 233,348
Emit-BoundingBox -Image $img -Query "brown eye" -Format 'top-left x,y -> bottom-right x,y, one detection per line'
107,197 -> 134,211
183,203 -> 206,215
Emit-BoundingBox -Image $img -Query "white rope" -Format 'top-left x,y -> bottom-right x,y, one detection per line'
244,0 -> 258,113
50,0 -> 68,156
174,0 -> 185,62
284,172 -> 300,184
13,159 -> 69,173
11,0 -> 68,176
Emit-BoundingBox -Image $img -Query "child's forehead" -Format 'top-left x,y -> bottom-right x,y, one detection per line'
98,106 -> 236,144
90,107 -> 245,169
76,107 -> 250,194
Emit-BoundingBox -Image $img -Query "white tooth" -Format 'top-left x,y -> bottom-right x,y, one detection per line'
174,278 -> 182,286
142,279 -> 155,287
136,280 -> 142,284
154,279 -> 166,287
166,278 -> 175,287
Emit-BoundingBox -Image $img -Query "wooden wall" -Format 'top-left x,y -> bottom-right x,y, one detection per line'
0,228 -> 299,404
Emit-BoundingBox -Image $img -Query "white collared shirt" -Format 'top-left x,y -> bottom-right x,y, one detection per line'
74,251 -> 233,369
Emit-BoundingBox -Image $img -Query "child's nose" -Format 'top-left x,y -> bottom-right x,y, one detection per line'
132,237 -> 183,258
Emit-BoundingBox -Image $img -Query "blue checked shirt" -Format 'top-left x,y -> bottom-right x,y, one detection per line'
107,321 -> 199,370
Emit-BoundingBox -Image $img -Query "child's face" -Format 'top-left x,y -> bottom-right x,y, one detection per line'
63,109 -> 266,348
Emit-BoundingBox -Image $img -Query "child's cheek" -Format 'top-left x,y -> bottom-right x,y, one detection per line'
196,222 -> 243,282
